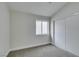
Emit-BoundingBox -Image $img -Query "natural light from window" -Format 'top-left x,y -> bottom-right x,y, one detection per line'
36,20 -> 48,35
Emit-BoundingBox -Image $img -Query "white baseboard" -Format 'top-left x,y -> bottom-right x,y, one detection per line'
4,50 -> 10,57
10,42 -> 51,52
66,49 -> 79,57
55,45 -> 78,57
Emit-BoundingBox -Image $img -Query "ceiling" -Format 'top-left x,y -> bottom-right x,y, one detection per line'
8,2 -> 67,17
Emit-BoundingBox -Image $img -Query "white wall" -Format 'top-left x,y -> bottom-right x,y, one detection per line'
55,20 -> 66,49
10,10 -> 50,50
0,3 -> 10,56
65,15 -> 79,56
51,3 -> 79,56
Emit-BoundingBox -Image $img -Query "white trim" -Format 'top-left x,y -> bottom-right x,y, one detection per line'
4,50 -> 10,57
55,45 -> 78,57
10,42 -> 51,52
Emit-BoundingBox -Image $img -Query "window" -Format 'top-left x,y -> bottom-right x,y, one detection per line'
36,21 -> 41,35
36,20 -> 48,35
42,21 -> 48,34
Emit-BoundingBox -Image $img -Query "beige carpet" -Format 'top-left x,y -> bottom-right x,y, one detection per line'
8,45 -> 77,57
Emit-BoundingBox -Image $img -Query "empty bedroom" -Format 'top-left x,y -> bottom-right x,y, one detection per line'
0,1 -> 79,57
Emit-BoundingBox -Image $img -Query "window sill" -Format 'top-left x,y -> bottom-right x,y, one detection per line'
36,34 -> 49,36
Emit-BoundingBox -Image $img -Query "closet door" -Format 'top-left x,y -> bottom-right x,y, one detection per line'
66,15 -> 79,55
55,20 -> 66,49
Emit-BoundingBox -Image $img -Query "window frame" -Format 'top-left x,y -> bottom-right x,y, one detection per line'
36,20 -> 49,35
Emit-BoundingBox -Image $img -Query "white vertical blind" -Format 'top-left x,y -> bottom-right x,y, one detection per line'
36,21 -> 42,35
36,20 -> 48,35
42,21 -> 48,34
